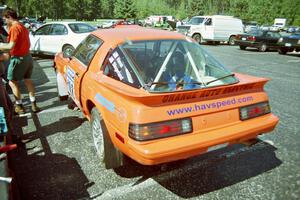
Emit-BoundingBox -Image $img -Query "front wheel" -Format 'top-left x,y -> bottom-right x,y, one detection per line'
258,43 -> 267,52
91,108 -> 127,169
239,45 -> 246,50
192,34 -> 203,44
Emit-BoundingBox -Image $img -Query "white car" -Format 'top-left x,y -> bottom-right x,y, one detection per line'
99,20 -> 119,28
270,25 -> 280,32
30,21 -> 96,56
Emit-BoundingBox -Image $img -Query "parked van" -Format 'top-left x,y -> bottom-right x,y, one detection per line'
177,15 -> 244,45
271,18 -> 287,31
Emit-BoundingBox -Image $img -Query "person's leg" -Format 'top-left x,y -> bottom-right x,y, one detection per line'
24,79 -> 40,113
23,79 -> 35,99
23,55 -> 40,113
9,80 -> 24,114
8,80 -> 21,99
7,57 -> 25,114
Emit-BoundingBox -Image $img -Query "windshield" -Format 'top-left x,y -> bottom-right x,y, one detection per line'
119,39 -> 238,92
187,17 -> 205,25
248,30 -> 264,36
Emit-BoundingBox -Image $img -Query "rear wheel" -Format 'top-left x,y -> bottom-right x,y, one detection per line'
62,44 -> 75,57
192,33 -> 203,44
278,48 -> 288,55
91,108 -> 127,169
258,43 -> 267,52
239,45 -> 246,50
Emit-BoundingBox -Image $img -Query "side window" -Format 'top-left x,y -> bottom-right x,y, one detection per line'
266,32 -> 272,37
73,35 -> 103,66
272,32 -> 281,38
103,48 -> 141,88
205,18 -> 212,26
50,24 -> 68,35
35,25 -> 52,35
68,23 -> 96,33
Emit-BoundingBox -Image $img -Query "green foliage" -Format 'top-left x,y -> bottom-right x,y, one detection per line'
114,0 -> 136,19
1,0 -> 299,26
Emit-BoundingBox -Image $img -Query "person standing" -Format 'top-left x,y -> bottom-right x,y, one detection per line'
0,7 -> 40,114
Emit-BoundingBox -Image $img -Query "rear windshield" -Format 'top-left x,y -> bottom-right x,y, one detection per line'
68,23 -> 96,33
248,30 -> 264,36
116,39 -> 238,92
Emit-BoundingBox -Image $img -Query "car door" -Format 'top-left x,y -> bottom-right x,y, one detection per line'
268,32 -> 281,47
66,35 -> 103,107
264,31 -> 279,46
203,18 -> 214,40
30,24 -> 52,53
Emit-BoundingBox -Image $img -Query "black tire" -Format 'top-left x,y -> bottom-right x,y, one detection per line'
58,95 -> 68,101
91,108 -> 126,169
229,36 -> 236,45
258,43 -> 267,52
239,45 -> 246,50
192,33 -> 203,44
278,48 -> 287,55
62,44 -> 75,57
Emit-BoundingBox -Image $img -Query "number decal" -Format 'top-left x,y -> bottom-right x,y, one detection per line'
66,66 -> 75,99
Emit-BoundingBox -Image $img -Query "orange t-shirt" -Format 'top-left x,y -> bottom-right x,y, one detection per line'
7,22 -> 30,56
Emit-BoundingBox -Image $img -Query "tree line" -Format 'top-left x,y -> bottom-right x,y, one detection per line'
1,0 -> 299,25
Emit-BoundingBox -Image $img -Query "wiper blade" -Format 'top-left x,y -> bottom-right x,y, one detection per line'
205,73 -> 235,85
143,81 -> 203,89
143,81 -> 169,89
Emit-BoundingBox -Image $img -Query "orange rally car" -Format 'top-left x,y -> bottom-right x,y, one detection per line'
54,27 -> 279,169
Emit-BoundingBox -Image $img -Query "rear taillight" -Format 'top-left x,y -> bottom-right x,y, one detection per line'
247,36 -> 256,41
239,102 -> 271,121
129,118 -> 192,141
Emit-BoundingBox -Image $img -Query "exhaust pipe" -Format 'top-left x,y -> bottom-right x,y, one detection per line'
241,138 -> 260,147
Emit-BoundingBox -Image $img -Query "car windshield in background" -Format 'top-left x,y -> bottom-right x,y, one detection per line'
119,39 -> 238,92
68,23 -> 96,33
248,30 -> 264,36
187,17 -> 205,25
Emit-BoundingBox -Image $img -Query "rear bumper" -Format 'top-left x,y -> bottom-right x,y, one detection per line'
236,41 -> 259,48
278,42 -> 300,51
127,113 -> 279,165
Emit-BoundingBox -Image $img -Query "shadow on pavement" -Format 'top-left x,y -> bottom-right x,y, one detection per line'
8,114 -> 91,200
115,142 -> 281,198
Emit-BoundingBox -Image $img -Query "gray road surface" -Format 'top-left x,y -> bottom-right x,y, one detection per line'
8,46 -> 300,200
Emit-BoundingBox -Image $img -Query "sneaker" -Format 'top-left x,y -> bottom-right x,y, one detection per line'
14,104 -> 25,115
31,101 -> 41,113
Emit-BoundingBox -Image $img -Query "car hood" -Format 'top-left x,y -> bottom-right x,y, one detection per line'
177,25 -> 191,29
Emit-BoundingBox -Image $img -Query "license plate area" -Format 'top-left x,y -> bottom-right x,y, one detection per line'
285,43 -> 291,47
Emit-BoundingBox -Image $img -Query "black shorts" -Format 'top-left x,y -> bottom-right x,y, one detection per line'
7,54 -> 33,81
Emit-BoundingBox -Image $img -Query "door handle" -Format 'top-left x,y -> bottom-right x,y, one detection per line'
75,72 -> 80,77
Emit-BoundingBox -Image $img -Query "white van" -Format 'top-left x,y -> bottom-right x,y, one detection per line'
177,15 -> 244,45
